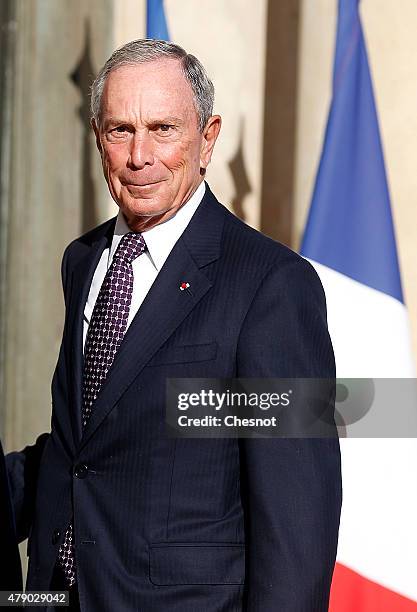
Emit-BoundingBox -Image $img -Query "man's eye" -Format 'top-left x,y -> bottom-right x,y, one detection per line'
114,126 -> 127,133
157,124 -> 173,133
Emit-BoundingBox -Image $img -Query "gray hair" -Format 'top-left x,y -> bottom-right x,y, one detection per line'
90,39 -> 214,132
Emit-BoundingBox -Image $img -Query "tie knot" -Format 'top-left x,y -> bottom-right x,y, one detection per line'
114,232 -> 146,264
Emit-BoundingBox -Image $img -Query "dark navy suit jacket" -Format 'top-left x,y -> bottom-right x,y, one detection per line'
0,440 -> 22,591
7,185 -> 341,611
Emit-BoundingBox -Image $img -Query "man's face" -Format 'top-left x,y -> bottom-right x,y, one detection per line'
92,59 -> 221,232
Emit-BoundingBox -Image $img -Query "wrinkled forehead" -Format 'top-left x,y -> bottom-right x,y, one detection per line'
100,59 -> 199,125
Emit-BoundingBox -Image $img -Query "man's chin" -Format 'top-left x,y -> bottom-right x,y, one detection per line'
118,199 -> 175,232
121,199 -> 172,218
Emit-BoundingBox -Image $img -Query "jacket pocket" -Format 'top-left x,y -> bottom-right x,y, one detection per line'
149,543 -> 245,586
147,342 -> 217,367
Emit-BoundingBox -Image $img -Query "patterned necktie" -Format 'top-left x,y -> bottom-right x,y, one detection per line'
57,232 -> 146,586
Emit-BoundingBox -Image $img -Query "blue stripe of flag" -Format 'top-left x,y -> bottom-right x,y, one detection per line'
301,0 -> 403,303
146,0 -> 170,40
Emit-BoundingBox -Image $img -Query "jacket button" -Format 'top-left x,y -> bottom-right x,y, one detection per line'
52,529 -> 61,545
73,463 -> 88,479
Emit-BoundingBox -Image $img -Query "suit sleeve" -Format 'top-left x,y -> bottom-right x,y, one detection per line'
237,257 -> 342,612
5,434 -> 49,542
0,440 -> 23,589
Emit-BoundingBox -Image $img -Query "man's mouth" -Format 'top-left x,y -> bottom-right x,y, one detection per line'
123,179 -> 162,187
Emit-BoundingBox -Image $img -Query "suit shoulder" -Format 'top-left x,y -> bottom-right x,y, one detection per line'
62,217 -> 116,267
219,200 -> 310,277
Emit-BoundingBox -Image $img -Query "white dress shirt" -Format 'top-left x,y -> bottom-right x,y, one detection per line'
83,182 -> 205,349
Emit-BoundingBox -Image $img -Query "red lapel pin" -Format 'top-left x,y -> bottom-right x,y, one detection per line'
179,282 -> 190,291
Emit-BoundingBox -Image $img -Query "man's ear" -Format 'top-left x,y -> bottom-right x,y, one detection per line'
200,115 -> 222,171
91,118 -> 102,155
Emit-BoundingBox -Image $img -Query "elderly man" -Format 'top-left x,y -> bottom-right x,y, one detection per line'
7,40 -> 341,611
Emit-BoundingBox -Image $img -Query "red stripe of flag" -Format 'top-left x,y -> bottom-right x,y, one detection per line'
330,563 -> 417,611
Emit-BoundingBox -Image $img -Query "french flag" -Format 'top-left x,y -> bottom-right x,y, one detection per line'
301,0 -> 417,609
146,0 -> 170,40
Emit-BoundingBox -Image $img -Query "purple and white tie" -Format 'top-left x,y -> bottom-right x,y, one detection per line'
57,232 -> 146,586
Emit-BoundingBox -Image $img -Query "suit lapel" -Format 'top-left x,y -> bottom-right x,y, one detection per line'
78,186 -> 225,450
65,220 -> 115,447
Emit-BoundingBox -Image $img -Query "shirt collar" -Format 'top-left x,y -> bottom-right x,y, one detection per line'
109,181 -> 206,271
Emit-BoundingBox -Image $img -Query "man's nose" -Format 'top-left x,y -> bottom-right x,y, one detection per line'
128,131 -> 154,169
